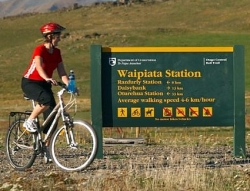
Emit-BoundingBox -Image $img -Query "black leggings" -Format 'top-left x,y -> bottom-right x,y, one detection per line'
21,77 -> 56,133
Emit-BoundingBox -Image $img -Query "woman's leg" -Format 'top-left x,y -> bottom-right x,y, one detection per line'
28,104 -> 49,119
21,78 -> 54,132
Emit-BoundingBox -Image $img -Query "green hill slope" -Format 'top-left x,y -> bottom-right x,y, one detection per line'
0,0 -> 250,119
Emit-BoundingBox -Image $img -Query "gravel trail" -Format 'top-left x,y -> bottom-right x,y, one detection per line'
0,144 -> 250,190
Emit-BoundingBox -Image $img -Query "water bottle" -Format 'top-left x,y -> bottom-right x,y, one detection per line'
68,70 -> 76,93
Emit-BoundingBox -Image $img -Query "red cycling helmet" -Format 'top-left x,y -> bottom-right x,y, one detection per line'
40,22 -> 65,37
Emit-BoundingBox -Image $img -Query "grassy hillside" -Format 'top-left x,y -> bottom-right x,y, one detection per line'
0,0 -> 250,121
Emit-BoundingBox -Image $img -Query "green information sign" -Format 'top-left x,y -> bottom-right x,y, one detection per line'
101,47 -> 234,127
90,45 -> 245,158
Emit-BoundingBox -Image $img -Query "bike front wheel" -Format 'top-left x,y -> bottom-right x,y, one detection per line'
5,118 -> 36,171
50,120 -> 98,172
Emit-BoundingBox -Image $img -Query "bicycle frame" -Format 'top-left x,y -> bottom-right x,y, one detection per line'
32,87 -> 76,149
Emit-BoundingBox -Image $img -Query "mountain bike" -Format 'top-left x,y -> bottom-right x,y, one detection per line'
5,82 -> 97,172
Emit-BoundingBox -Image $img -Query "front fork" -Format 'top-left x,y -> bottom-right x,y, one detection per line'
63,115 -> 77,149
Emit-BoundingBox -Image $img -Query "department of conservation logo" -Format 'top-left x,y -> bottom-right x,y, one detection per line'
109,58 -> 116,66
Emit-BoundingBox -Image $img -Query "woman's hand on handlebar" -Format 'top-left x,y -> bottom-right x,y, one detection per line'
51,81 -> 79,96
45,78 -> 58,85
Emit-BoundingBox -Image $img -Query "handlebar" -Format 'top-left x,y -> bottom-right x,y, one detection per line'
57,81 -> 67,89
56,81 -> 79,96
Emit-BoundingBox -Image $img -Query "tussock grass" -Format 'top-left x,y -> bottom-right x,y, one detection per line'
86,165 -> 249,191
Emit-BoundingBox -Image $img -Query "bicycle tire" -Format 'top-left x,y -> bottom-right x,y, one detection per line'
50,120 -> 98,172
5,118 -> 36,171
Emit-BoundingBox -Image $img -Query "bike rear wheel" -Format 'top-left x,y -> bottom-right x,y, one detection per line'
5,118 -> 36,171
50,120 -> 98,172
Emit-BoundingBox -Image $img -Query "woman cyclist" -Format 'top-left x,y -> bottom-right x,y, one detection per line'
21,22 -> 69,162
